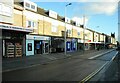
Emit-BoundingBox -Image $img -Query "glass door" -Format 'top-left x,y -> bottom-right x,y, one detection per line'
43,42 -> 49,54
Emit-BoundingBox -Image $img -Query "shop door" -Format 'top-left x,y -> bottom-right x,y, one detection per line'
72,42 -> 76,51
43,42 -> 49,54
34,41 -> 42,54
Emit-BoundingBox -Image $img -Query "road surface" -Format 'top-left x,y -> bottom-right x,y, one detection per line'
2,50 -> 117,81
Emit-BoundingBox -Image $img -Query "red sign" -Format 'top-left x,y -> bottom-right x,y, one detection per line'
88,40 -> 91,42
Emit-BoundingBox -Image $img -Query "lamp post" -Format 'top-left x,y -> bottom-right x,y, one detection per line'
104,34 -> 106,49
95,26 -> 99,50
83,15 -> 86,51
64,3 -> 72,55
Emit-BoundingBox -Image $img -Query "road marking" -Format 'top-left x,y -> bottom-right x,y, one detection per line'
81,50 -> 118,83
88,49 -> 114,59
80,62 -> 108,83
112,51 -> 118,61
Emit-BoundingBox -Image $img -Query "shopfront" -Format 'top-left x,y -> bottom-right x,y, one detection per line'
77,39 -> 84,50
51,37 -> 64,53
1,24 -> 33,58
26,35 -> 50,56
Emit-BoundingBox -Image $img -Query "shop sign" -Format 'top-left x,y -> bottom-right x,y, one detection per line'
72,39 -> 77,42
88,40 -> 91,42
26,35 -> 50,40
54,38 -> 64,40
67,38 -> 71,41
0,24 -> 33,32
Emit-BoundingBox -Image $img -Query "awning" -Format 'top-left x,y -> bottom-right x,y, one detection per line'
0,23 -> 33,33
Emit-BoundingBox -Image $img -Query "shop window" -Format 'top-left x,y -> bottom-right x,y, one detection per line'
28,43 -> 32,51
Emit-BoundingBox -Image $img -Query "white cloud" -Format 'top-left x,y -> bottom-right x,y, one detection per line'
83,2 -> 118,15
72,16 -> 88,25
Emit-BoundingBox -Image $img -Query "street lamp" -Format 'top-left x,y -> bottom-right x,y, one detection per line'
64,3 -> 72,55
95,26 -> 99,50
83,15 -> 86,51
102,33 -> 105,49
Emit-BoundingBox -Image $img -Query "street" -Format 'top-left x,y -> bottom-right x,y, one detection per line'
2,50 -> 118,81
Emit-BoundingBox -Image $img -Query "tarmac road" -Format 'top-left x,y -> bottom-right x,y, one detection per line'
2,50 -> 117,81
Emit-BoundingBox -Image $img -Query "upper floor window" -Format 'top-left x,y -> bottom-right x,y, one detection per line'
27,20 -> 36,28
78,32 -> 80,36
24,1 -> 37,12
25,3 -> 30,8
31,5 -> 35,9
52,25 -> 57,32
0,4 -> 12,17
28,21 -> 31,27
67,29 -> 71,34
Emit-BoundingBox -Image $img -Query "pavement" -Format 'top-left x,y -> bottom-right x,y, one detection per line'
2,49 -> 115,73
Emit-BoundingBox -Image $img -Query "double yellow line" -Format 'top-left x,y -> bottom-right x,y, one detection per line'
80,51 -> 118,83
80,62 -> 108,83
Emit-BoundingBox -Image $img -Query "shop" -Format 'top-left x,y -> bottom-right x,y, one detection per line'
51,37 -> 64,53
26,35 -> 50,56
1,24 -> 33,58
77,39 -> 84,50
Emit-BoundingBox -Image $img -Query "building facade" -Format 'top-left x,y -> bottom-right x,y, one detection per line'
0,0 -> 117,58
1,0 -> 33,58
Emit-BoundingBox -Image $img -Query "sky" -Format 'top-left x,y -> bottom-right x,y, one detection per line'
31,0 -> 119,40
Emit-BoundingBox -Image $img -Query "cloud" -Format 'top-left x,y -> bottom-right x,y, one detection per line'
71,0 -> 119,16
72,16 -> 88,25
83,2 -> 118,15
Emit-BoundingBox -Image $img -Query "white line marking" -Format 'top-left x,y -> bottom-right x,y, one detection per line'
81,62 -> 108,83
112,51 -> 118,61
88,49 -> 114,59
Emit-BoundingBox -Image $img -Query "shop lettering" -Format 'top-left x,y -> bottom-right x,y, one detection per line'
0,24 -> 33,32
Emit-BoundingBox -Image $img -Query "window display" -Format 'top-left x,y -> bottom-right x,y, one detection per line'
15,43 -> 22,57
28,43 -> 32,51
6,42 -> 14,57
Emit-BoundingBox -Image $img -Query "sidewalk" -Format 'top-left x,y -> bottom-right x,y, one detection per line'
2,49 -> 114,72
